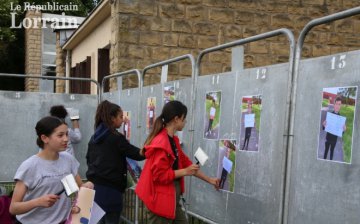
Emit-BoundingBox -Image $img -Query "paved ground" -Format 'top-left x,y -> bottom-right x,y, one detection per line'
204,119 -> 219,140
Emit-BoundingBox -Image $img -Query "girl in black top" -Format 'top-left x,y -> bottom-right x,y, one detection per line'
86,100 -> 145,224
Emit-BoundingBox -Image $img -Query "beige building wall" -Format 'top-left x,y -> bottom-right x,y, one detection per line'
70,16 -> 111,94
24,10 -> 42,92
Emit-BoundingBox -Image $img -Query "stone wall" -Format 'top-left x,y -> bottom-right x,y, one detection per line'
110,0 -> 360,89
24,10 -> 42,92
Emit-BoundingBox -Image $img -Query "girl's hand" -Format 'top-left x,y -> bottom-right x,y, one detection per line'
81,181 -> 94,189
37,194 -> 60,208
184,164 -> 200,176
209,177 -> 220,190
71,206 -> 81,214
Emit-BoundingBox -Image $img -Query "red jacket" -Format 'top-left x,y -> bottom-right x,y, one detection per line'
135,129 -> 192,219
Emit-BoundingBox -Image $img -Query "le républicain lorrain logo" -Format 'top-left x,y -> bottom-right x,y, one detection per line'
10,2 -> 79,29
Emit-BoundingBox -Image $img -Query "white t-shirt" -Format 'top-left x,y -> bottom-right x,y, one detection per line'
210,107 -> 216,119
14,152 -> 79,224
66,128 -> 81,156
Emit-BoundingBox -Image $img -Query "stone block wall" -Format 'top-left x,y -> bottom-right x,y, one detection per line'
24,10 -> 42,92
110,0 -> 360,89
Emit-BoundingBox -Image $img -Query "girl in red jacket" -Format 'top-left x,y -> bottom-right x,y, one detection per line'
135,100 -> 219,224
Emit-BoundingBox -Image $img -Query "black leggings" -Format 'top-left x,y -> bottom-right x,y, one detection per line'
324,140 -> 337,160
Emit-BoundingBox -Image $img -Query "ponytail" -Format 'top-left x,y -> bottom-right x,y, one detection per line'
95,100 -> 122,130
143,100 -> 187,147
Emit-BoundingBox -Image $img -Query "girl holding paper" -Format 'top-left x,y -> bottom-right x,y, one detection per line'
136,100 -> 219,224
10,116 -> 93,224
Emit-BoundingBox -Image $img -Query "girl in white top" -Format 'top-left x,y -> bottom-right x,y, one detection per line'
50,105 -> 82,156
10,116 -> 92,224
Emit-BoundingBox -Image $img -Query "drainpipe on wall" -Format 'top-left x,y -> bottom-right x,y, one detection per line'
65,50 -> 71,93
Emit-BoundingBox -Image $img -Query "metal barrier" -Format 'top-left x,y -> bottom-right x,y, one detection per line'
101,69 -> 142,127
0,73 -> 101,103
142,54 -> 196,84
192,28 -> 295,224
284,6 -> 360,224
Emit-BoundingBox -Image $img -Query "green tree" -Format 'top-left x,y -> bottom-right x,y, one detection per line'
0,0 -> 97,90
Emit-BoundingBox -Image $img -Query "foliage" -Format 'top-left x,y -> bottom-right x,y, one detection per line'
0,0 -> 98,90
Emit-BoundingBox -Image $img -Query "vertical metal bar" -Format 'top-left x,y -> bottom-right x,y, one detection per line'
283,6 -> 360,224
192,29 -> 295,224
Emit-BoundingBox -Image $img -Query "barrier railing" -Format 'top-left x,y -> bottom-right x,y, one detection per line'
193,28 -> 295,224
0,73 -> 101,103
283,6 -> 360,224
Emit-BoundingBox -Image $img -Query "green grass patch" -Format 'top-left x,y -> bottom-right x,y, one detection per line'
228,150 -> 236,192
340,105 -> 355,163
322,99 -> 329,107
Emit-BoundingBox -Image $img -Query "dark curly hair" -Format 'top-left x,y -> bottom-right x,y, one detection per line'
49,105 -> 68,119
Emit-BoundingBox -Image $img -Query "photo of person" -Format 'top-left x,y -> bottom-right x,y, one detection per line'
204,91 -> 222,140
239,95 -> 262,152
318,86 -> 357,164
147,97 -> 156,133
217,139 -> 237,192
122,111 -> 131,140
163,85 -> 175,104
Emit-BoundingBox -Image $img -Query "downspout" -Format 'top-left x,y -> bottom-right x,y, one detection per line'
65,50 -> 71,93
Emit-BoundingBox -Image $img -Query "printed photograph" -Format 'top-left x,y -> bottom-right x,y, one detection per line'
239,95 -> 262,152
204,91 -> 222,140
318,86 -> 357,164
146,97 -> 156,133
121,111 -> 131,140
217,139 -> 237,193
163,85 -> 175,104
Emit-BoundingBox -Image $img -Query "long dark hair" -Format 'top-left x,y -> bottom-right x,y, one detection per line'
144,100 -> 187,146
35,116 -> 66,148
94,100 -> 122,130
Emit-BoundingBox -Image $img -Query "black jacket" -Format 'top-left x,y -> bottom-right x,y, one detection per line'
86,124 -> 145,192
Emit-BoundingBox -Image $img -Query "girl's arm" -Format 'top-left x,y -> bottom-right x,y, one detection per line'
75,174 -> 94,189
194,170 -> 220,190
10,180 -> 60,215
174,164 -> 200,178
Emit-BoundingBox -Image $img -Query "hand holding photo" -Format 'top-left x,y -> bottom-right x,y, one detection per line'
58,174 -> 79,197
194,147 -> 208,166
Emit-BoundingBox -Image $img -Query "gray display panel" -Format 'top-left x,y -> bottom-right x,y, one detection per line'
288,51 -> 360,224
0,91 -> 97,181
189,62 -> 291,223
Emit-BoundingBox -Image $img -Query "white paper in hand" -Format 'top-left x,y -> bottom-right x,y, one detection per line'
61,174 -> 79,196
66,108 -> 80,120
194,147 -> 208,166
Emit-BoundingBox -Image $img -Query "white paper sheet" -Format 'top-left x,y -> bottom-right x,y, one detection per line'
244,113 -> 255,128
324,112 -> 346,137
222,156 -> 233,173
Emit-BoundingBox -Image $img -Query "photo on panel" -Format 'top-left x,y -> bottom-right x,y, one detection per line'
121,111 -> 131,141
217,139 -> 237,193
204,91 -> 222,140
163,84 -> 175,105
239,95 -> 262,152
317,86 -> 357,164
146,97 -> 156,133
